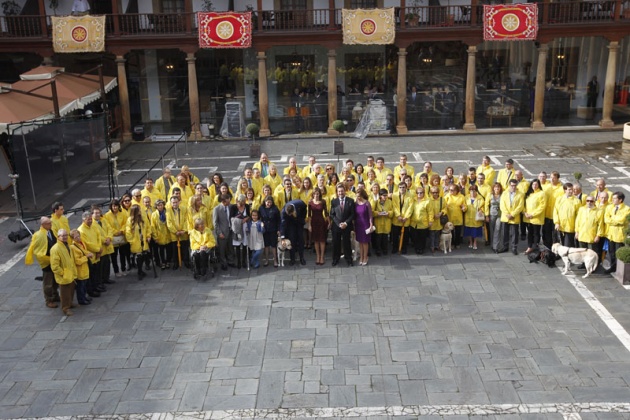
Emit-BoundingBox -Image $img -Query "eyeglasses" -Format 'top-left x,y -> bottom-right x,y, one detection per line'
134,195 -> 141,198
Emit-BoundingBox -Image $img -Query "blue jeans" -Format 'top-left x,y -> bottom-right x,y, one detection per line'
250,249 -> 263,268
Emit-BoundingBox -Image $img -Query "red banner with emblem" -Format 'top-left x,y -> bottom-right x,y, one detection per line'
198,12 -> 252,48
483,4 -> 538,41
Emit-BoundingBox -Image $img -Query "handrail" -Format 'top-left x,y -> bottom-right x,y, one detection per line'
0,3 -> 628,39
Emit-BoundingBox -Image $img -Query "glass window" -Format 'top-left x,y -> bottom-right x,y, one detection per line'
350,0 -> 378,8
161,0 -> 184,13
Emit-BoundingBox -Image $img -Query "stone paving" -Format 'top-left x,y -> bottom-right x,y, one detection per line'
1,131 -> 630,419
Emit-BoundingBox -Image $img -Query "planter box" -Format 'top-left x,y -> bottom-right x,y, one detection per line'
577,106 -> 594,119
613,259 -> 630,285
249,143 -> 261,158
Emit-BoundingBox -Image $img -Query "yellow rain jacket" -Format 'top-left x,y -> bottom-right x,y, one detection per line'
575,206 -> 604,244
500,191 -> 525,224
25,227 -> 52,268
190,228 -> 217,251
464,195 -> 485,228
373,198 -> 393,234
553,195 -> 581,233
151,209 -> 171,246
524,190 -> 546,226
70,241 -> 90,281
77,222 -> 102,264
411,197 -> 434,230
125,217 -> 152,254
445,193 -> 467,226
391,192 -> 414,227
544,183 -> 564,219
604,203 -> 630,243
93,218 -> 114,256
167,206 -> 190,242
50,240 -> 77,285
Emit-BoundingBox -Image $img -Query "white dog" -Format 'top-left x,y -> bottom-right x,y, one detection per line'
277,238 -> 292,267
439,222 -> 455,254
551,243 -> 599,278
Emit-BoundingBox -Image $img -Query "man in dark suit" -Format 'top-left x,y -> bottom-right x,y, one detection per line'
280,199 -> 307,265
330,184 -> 355,266
212,194 -> 235,270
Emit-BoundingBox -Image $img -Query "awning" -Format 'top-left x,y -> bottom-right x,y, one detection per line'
0,66 -> 117,135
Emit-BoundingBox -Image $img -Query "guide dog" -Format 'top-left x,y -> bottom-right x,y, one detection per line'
551,243 -> 599,278
277,238 -> 292,267
439,222 -> 455,254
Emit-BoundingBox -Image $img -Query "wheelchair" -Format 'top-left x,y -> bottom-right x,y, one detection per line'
190,247 -> 218,280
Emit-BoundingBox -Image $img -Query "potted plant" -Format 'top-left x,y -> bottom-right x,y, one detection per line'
202,0 -> 214,12
405,0 -> 421,26
2,1 -> 21,35
246,122 -> 260,158
405,11 -> 419,26
613,213 -> 630,285
332,119 -> 345,155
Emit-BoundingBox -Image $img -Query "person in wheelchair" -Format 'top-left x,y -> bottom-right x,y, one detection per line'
190,217 -> 217,279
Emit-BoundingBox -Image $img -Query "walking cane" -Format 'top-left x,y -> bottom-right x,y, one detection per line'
148,238 -> 157,278
246,246 -> 250,271
177,237 -> 182,268
399,225 -> 405,253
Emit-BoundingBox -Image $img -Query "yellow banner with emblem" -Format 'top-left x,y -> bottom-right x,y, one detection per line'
51,15 -> 106,53
342,8 -> 395,45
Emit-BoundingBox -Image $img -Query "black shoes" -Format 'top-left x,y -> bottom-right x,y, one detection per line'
300,258 -> 306,266
104,279 -> 116,284
221,264 -> 228,271
512,249 -> 518,255
138,271 -> 146,281
332,260 -> 339,266
289,260 -> 295,266
87,291 -> 101,298
347,260 -> 354,267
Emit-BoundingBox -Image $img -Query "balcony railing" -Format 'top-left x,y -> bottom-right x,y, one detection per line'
0,2 -> 628,39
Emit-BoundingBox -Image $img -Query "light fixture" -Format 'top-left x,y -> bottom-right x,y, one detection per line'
165,61 -> 175,72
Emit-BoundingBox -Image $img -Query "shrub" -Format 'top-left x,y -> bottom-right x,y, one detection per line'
616,246 -> 630,264
332,120 -> 344,132
246,123 -> 260,138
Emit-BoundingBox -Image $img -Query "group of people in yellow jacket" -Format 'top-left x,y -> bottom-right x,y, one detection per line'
25,154 -> 630,316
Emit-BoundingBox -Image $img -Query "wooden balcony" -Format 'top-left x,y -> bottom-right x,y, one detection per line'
0,2 -> 628,41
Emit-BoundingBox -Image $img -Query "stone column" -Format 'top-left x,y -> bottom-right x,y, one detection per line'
115,56 -> 132,142
257,52 -> 270,137
327,50 -> 338,135
532,43 -> 548,130
186,53 -> 201,139
396,48 -> 408,134
463,45 -> 477,131
600,41 -> 619,128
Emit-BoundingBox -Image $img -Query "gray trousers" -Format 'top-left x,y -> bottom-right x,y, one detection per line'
502,223 -> 519,252
216,232 -> 235,266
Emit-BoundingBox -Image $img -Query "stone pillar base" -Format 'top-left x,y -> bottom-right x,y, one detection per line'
462,123 -> 476,131
122,132 -> 132,142
396,125 -> 408,134
259,129 -> 271,137
189,130 -> 202,140
327,128 -> 340,136
599,119 -> 615,128
531,121 -> 545,130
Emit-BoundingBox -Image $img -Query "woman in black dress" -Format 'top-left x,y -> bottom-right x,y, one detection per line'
308,187 -> 329,265
259,195 -> 281,267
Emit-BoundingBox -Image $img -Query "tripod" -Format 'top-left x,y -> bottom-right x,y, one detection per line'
6,174 -> 35,243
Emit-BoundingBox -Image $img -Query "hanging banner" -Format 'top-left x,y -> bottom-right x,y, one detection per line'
51,15 -> 106,53
342,8 -> 395,45
198,12 -> 252,48
483,3 -> 538,41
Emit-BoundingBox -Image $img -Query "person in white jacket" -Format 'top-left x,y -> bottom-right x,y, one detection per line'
247,210 -> 265,269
